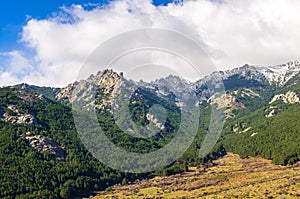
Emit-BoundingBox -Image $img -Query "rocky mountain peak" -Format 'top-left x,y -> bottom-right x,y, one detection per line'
194,60 -> 300,93
56,69 -> 124,110
261,60 -> 300,86
52,59 -> 300,112
95,69 -> 122,91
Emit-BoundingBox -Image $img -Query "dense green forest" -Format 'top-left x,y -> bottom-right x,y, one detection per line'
222,103 -> 300,165
0,88 -> 149,198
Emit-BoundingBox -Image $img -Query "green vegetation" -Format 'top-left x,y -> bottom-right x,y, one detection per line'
0,86 -> 192,198
0,88 -> 147,198
97,87 -> 181,153
222,103 -> 300,165
11,84 -> 60,100
220,73 -> 300,165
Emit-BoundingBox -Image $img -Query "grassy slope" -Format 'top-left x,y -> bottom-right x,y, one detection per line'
94,153 -> 300,199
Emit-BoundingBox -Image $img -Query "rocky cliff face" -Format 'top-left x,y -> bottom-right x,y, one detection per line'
228,60 -> 300,86
52,60 -> 300,122
208,92 -> 245,119
12,89 -> 49,103
195,60 -> 300,92
52,60 -> 300,112
0,90 -> 46,125
234,88 -> 261,98
56,69 -> 124,110
22,132 -> 66,160
2,111 -> 37,125
269,91 -> 300,104
265,90 -> 300,118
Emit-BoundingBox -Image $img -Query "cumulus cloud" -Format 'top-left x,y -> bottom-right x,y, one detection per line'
1,0 -> 300,87
0,51 -> 35,86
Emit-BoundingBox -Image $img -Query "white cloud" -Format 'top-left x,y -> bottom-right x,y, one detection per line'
1,0 -> 300,87
0,51 -> 34,86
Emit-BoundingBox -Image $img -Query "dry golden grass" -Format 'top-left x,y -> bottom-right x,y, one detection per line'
93,153 -> 300,199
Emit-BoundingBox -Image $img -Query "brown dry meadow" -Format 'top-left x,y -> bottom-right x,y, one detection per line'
93,153 -> 300,199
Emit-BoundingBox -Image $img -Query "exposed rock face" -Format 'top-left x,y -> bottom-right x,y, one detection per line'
95,70 -> 125,110
265,109 -> 276,118
269,91 -> 300,104
3,113 -> 37,124
54,60 -> 300,114
0,89 -> 52,125
265,60 -> 300,86
146,113 -> 165,131
208,93 -> 245,119
13,90 -> 49,103
194,61 -> 300,100
1,105 -> 38,125
56,69 -> 123,110
251,132 -> 258,137
265,105 -> 283,118
23,133 -> 66,160
232,123 -> 252,134
237,88 -> 261,98
265,91 -> 299,118
151,75 -> 194,104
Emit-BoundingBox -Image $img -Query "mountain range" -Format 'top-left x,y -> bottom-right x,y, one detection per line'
1,60 -> 300,198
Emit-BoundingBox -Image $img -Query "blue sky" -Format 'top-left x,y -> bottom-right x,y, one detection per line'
0,0 -> 172,52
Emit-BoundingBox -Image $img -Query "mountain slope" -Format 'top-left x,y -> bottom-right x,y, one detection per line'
11,83 -> 60,100
220,72 -> 300,165
0,87 -> 148,198
1,60 -> 300,198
